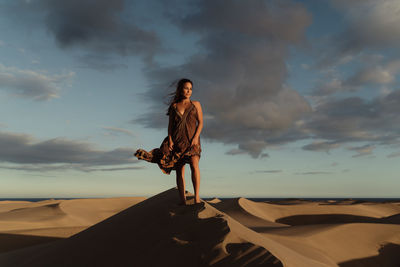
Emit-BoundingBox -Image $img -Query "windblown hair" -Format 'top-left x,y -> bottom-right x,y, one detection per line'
165,78 -> 193,115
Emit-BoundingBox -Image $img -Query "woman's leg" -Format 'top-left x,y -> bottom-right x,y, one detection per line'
176,163 -> 186,204
190,155 -> 200,203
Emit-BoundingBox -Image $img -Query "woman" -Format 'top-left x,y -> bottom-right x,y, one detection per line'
135,78 -> 203,205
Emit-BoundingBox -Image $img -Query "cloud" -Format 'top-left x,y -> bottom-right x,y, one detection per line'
346,60 -> 400,86
332,0 -> 400,48
136,0 -> 312,158
314,59 -> 400,96
313,77 -> 345,97
295,171 -> 331,175
0,63 -> 74,100
317,0 -> 400,67
92,166 -> 143,172
253,170 -> 282,174
302,89 -> 400,152
102,126 -> 135,137
0,164 -> 144,173
302,141 -> 340,153
0,131 -> 139,171
225,149 -> 248,156
347,144 -> 375,157
4,0 -> 163,66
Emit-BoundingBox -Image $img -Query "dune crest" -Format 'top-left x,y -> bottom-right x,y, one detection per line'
207,198 -> 221,204
208,197 -> 288,229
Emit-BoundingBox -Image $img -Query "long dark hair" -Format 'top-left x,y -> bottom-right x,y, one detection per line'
165,78 -> 193,115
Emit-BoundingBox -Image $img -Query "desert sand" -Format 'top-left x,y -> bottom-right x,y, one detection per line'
0,188 -> 399,266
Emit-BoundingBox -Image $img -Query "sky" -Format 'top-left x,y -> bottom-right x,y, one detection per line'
0,0 -> 399,198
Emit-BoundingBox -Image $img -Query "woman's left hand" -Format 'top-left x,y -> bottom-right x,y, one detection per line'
191,136 -> 199,147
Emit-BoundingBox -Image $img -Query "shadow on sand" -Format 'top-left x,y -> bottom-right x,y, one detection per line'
0,233 -> 63,253
339,243 -> 400,267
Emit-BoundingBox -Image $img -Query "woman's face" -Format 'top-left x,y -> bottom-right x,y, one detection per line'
182,82 -> 192,99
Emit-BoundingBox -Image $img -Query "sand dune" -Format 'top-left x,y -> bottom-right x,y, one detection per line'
0,203 -> 66,222
0,189 -> 285,267
237,197 -> 400,222
207,198 -> 222,204
209,198 -> 288,229
0,201 -> 37,213
0,197 -> 145,233
261,223 -> 400,264
0,188 -> 399,266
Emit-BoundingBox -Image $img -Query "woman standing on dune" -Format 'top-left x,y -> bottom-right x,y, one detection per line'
135,78 -> 203,205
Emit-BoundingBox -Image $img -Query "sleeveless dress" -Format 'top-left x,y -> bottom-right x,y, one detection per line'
134,100 -> 201,174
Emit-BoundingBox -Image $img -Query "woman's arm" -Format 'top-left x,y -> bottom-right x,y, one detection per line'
168,104 -> 175,149
193,101 -> 203,141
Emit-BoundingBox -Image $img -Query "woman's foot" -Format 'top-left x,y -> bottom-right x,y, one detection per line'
194,198 -> 201,204
178,200 -> 187,206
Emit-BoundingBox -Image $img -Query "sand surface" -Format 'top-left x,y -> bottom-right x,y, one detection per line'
0,189 -> 399,266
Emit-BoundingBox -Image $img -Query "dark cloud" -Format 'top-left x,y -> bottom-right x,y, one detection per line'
302,90 -> 400,152
0,63 -> 74,101
45,0 -> 161,61
225,149 -> 248,156
332,0 -> 400,48
0,131 -> 139,171
317,0 -> 400,67
304,97 -> 379,142
312,77 -> 348,97
136,0 -> 312,158
302,141 -> 340,153
5,0 -> 163,66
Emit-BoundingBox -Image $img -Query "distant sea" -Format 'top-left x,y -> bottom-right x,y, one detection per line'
0,197 -> 399,203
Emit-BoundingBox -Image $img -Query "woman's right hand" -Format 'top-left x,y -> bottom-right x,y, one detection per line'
168,139 -> 174,151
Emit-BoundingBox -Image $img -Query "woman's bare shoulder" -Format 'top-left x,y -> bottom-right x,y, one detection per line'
192,100 -> 201,106
192,101 -> 202,114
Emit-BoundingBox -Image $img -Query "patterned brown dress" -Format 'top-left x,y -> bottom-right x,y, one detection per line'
134,100 -> 201,174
